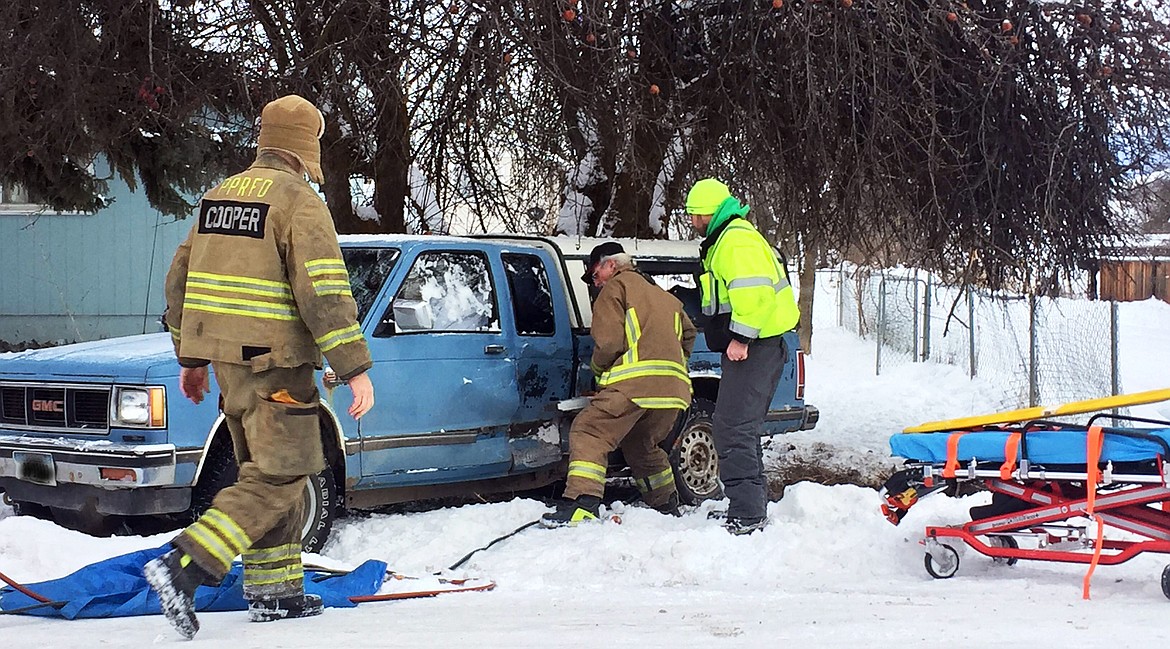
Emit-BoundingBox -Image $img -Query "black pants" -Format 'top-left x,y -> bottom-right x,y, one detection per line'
713,337 -> 787,519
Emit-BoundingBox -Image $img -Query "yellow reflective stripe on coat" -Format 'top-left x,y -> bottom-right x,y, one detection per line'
311,278 -> 353,297
636,467 -> 676,492
620,308 -> 642,366
304,258 -> 349,275
185,293 -> 299,321
568,460 -> 607,484
599,360 -> 689,386
187,271 -> 293,298
630,396 -> 690,410
316,323 -> 364,352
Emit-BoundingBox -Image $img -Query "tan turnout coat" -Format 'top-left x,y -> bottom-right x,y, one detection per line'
590,269 -> 697,410
164,153 -> 372,380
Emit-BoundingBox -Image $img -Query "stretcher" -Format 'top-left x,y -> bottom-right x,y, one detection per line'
881,398 -> 1170,599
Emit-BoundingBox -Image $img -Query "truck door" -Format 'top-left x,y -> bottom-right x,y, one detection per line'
356,247 -> 520,484
500,251 -> 573,424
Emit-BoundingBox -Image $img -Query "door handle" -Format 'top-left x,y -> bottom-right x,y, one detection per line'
322,369 -> 344,388
484,344 -> 506,355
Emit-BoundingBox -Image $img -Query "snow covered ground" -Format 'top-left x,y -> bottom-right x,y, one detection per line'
3,293 -> 1170,647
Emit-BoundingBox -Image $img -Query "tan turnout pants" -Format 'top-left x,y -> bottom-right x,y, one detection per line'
563,389 -> 681,508
173,362 -> 325,600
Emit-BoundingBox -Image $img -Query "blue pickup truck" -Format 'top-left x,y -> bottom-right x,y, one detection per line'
0,234 -> 817,550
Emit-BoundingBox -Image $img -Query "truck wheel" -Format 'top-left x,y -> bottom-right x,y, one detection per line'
189,437 -> 239,519
670,398 -> 723,505
300,468 -> 336,554
190,434 -> 337,554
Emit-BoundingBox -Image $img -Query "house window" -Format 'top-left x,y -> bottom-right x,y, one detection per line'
1,180 -> 31,205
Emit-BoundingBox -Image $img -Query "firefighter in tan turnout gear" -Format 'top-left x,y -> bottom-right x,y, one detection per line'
144,95 -> 375,639
541,242 -> 698,527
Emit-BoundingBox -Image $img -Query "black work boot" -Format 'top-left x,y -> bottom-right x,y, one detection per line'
723,516 -> 769,536
143,549 -> 214,640
247,593 -> 324,622
653,492 -> 682,517
540,495 -> 602,528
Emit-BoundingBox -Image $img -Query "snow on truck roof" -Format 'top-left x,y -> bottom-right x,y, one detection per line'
338,233 -> 702,260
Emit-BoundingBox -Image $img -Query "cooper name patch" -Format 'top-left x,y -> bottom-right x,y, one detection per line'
198,200 -> 269,239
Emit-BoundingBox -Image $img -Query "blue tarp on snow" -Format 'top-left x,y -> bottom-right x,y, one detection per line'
0,545 -> 387,619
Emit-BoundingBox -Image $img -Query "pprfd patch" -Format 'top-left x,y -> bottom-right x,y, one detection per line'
198,200 -> 269,239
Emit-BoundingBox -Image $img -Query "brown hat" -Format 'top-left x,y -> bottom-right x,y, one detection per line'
257,95 -> 325,184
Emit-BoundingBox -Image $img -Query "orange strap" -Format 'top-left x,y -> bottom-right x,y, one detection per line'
1083,425 -> 1105,599
999,433 -> 1022,479
1082,515 -> 1106,600
1085,425 -> 1104,514
942,432 -> 966,479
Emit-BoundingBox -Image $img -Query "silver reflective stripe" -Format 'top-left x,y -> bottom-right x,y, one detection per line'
727,276 -> 791,293
727,276 -> 774,289
701,273 -> 718,316
729,319 -> 761,337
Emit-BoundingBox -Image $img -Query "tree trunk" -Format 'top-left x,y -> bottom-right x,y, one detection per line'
320,116 -> 373,234
608,120 -> 673,238
797,237 -> 818,355
372,83 -> 410,234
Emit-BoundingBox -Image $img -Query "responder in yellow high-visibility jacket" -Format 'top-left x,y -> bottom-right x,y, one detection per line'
541,242 -> 697,527
144,95 -> 375,639
687,178 -> 799,536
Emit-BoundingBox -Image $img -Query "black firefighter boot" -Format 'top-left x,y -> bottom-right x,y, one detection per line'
143,548 -> 215,640
248,593 -> 324,622
654,492 -> 682,517
540,495 -> 602,528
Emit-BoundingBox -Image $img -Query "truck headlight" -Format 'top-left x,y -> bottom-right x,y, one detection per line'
113,387 -> 166,428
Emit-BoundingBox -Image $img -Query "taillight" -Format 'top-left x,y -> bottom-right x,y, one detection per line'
796,350 -> 806,401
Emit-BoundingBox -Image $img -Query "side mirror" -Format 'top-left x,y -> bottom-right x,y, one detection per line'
392,299 -> 434,331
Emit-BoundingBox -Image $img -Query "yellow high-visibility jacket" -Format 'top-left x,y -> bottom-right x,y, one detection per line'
700,218 -> 799,343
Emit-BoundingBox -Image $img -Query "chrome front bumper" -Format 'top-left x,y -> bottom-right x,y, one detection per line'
0,434 -> 177,488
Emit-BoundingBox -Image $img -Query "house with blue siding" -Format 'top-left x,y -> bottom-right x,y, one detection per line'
0,158 -> 200,346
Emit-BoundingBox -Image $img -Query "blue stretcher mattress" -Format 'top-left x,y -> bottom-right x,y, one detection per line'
890,428 -> 1170,465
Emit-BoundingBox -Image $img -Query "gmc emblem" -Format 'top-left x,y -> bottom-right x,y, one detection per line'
31,399 -> 64,413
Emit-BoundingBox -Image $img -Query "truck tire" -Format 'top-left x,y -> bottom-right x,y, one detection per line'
191,433 -> 337,554
300,468 -> 336,554
669,398 -> 723,505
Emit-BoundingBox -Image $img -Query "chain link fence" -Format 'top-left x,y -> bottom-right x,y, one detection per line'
822,265 -> 1119,413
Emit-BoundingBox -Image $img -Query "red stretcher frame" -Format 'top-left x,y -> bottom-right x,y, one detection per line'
908,414 -> 1170,598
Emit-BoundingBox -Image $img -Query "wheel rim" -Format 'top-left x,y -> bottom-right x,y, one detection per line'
300,476 -> 320,545
679,423 -> 720,496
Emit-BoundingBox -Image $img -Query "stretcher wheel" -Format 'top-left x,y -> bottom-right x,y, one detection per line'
1161,565 -> 1170,600
924,544 -> 960,579
988,535 -> 1019,566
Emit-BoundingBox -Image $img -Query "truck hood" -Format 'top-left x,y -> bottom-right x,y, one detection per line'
0,333 -> 177,383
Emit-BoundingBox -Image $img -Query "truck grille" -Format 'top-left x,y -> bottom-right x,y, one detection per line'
0,383 -> 110,432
